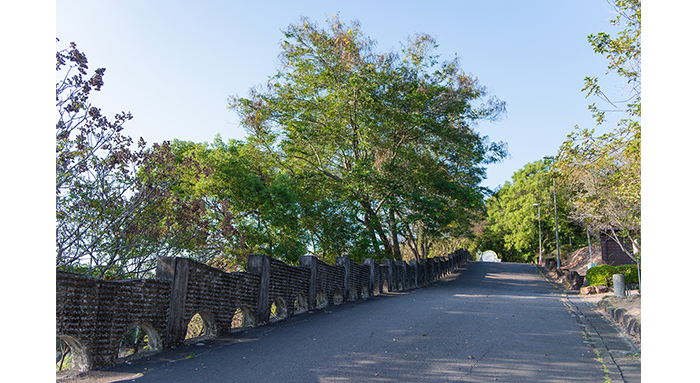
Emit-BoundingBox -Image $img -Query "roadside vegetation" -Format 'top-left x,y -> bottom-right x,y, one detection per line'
55,2 -> 640,278
56,16 -> 507,278
56,1 -> 640,370
465,0 -> 640,265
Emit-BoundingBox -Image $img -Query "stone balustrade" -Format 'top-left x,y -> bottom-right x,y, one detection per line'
56,249 -> 471,371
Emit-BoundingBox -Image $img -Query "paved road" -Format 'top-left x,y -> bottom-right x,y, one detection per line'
102,262 -> 640,383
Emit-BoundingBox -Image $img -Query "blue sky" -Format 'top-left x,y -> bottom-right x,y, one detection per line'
56,0 -> 628,190
5,2 -> 697,380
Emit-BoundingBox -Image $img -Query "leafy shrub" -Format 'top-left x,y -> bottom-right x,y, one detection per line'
616,264 -> 639,284
586,264 -> 618,286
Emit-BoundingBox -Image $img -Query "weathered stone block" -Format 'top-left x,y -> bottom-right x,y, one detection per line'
58,250 -> 467,372
580,286 -> 595,295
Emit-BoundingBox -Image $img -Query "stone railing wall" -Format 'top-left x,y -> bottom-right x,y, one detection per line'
56,271 -> 171,370
56,249 -> 471,371
543,257 -> 585,290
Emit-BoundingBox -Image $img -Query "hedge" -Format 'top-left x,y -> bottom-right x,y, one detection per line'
586,264 -> 618,286
586,264 -> 640,286
616,264 -> 639,285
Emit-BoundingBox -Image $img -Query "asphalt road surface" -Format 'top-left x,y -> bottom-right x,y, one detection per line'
101,261 -> 640,383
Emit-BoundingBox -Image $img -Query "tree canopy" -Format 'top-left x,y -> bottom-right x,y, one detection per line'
229,16 -> 507,261
57,17 -> 512,277
472,160 -> 587,263
58,7 -> 645,276
56,42 -> 211,279
556,0 -> 641,260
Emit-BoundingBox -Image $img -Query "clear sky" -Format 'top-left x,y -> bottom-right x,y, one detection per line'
5,2 -> 697,380
56,0 -> 628,190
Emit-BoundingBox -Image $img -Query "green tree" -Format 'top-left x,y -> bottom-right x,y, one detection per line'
229,16 -> 507,261
56,42 -> 209,279
476,160 -> 586,263
557,0 -> 640,260
166,137 -> 308,268
294,170 -> 365,264
582,0 -> 640,127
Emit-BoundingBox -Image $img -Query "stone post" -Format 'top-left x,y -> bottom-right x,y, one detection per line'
409,260 -> 417,289
335,256 -> 351,300
362,258 -> 376,296
247,254 -> 271,325
396,260 -> 407,291
417,259 -> 426,286
613,274 -> 625,298
381,259 -> 394,292
433,258 -> 438,281
300,255 -> 318,309
425,258 -> 435,284
156,257 -> 190,348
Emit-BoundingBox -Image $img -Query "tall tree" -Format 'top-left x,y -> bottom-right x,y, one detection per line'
556,0 -> 641,260
56,42 -> 209,279
167,137 -> 308,268
229,16 -> 507,260
582,0 -> 640,128
477,160 -> 586,263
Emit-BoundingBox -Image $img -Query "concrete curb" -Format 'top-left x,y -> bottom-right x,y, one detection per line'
535,265 -> 579,293
537,264 -> 641,342
597,298 -> 641,341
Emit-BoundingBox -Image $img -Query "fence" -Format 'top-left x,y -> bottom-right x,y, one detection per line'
56,249 -> 471,371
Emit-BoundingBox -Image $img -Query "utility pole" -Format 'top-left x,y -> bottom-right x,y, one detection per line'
553,178 -> 561,269
534,203 -> 542,265
544,155 -> 561,269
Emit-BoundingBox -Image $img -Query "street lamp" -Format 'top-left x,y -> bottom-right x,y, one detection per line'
533,203 -> 542,265
544,155 -> 561,269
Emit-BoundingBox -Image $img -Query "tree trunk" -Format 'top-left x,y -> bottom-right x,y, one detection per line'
360,200 -> 392,258
403,222 -> 420,262
389,208 -> 401,260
